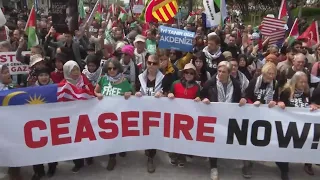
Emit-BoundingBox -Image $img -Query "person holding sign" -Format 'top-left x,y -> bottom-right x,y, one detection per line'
95,58 -> 132,171
135,54 -> 164,173
168,62 -> 201,167
241,62 -> 279,179
277,71 -> 311,179
201,61 -> 244,180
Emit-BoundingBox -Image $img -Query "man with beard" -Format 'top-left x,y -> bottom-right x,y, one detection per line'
226,34 -> 241,58
301,42 -> 315,68
11,29 -> 23,51
277,47 -> 297,74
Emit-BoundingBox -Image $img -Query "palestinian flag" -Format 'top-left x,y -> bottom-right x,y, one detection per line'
25,6 -> 39,50
118,11 -> 127,22
78,0 -> 86,20
214,0 -> 227,27
287,18 -> 299,46
95,2 -> 103,23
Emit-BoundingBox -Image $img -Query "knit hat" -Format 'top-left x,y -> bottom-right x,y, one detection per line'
121,45 -> 135,57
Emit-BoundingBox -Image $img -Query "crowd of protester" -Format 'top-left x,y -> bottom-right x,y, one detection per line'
0,6 -> 320,180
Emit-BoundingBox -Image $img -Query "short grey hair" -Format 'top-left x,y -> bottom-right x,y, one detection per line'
218,61 -> 232,73
104,58 -> 123,75
294,53 -> 306,62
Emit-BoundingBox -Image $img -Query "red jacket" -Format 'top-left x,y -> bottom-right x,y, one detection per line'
51,70 -> 64,84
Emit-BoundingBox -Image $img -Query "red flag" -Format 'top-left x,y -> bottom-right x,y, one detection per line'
297,21 -> 319,46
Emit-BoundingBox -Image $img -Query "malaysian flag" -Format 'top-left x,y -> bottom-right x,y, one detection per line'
261,17 -> 286,46
57,83 -> 95,102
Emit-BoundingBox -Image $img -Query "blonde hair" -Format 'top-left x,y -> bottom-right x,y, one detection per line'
218,61 -> 232,73
261,62 -> 277,76
282,71 -> 309,99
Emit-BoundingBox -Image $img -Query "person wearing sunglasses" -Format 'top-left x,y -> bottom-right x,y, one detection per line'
94,58 -> 133,171
167,62 -> 201,167
135,55 -> 164,173
201,61 -> 244,180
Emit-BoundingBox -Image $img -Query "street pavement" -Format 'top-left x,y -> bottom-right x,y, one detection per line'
0,150 -> 319,180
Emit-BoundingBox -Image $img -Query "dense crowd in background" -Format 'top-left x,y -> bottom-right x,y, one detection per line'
0,5 -> 320,180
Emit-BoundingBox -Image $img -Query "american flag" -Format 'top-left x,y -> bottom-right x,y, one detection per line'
261,17 -> 286,46
57,83 -> 95,102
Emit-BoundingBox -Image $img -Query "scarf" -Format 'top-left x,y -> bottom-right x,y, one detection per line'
254,75 -> 275,104
216,76 -> 234,103
203,46 -> 222,68
138,69 -> 164,96
120,59 -> 136,83
63,61 -> 84,88
236,71 -> 249,95
107,73 -> 123,83
82,66 -> 102,86
134,49 -> 147,71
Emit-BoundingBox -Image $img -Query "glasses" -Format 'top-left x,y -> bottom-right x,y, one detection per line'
107,67 -> 117,71
184,71 -> 195,75
147,61 -> 158,66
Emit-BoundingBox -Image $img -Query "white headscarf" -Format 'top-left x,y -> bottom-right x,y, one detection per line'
63,61 -> 84,88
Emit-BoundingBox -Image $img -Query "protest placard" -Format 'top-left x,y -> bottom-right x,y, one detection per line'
158,26 -> 195,52
0,97 -> 320,166
0,51 -> 30,75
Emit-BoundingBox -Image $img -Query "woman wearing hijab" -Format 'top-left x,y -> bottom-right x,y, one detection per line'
277,71 -> 310,180
240,62 -> 279,179
94,58 -> 133,171
135,54 -> 163,173
58,61 -> 95,173
82,54 -> 102,86
157,49 -> 178,95
200,61 -> 244,180
120,45 -> 138,89
168,62 -> 201,167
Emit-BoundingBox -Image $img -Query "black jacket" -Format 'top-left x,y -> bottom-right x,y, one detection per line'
245,77 -> 279,104
200,76 -> 242,103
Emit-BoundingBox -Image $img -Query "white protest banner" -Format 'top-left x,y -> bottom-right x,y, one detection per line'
0,97 -> 319,166
133,5 -> 144,14
0,51 -> 30,75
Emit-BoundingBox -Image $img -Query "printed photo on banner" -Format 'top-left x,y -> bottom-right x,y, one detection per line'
0,51 -> 30,75
51,0 -> 79,33
158,26 -> 195,52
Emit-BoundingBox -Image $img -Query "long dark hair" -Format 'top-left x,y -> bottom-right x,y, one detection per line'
192,51 -> 208,84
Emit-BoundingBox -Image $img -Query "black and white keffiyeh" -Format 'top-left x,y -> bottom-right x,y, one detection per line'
216,76 -> 234,102
254,75 -> 275,104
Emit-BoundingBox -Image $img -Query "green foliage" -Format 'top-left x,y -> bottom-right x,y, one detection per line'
291,7 -> 320,17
